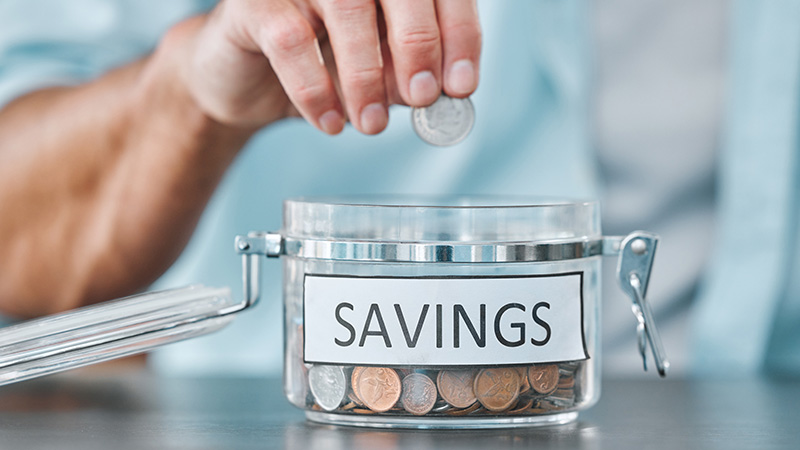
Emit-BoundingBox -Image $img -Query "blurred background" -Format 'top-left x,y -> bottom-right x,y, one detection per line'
594,0 -> 727,377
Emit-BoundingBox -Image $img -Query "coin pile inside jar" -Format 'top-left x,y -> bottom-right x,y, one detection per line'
306,361 -> 583,416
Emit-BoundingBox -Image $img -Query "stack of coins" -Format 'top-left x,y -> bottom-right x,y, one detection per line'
306,361 -> 584,416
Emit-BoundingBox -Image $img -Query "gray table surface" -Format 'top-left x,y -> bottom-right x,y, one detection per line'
1,371 -> 798,450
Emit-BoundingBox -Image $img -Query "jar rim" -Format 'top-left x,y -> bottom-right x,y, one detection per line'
285,195 -> 598,210
282,195 -> 602,244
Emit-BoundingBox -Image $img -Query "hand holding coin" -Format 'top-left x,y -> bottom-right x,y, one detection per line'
187,0 -> 482,135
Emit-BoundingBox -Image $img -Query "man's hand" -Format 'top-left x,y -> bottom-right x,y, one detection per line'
184,0 -> 482,134
0,0 -> 480,317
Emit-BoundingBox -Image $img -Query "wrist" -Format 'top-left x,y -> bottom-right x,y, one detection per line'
129,15 -> 257,165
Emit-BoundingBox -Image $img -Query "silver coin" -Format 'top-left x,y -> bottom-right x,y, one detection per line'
308,365 -> 346,412
432,402 -> 453,413
400,373 -> 438,416
412,95 -> 475,146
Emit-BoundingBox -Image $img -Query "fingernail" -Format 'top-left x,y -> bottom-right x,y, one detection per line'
319,110 -> 344,134
448,59 -> 476,96
409,70 -> 439,105
359,102 -> 388,134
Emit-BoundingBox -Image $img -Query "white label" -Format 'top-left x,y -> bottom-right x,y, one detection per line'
303,273 -> 588,366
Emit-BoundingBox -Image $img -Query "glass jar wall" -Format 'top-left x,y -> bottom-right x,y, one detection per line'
280,197 -> 602,428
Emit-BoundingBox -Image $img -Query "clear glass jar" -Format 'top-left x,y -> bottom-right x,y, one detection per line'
269,197 -> 649,429
0,195 -> 664,429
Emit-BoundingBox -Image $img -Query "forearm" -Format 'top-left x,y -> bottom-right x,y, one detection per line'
0,0 -> 483,318
0,17 -> 255,318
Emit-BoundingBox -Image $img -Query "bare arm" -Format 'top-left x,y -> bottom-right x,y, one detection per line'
0,20 -> 254,317
0,1 -> 481,318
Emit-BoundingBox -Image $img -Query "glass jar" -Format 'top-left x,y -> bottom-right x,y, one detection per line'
0,196 -> 666,430
236,196 -> 667,429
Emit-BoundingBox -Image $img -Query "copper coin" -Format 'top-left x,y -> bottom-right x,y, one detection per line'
446,402 -> 482,416
436,370 -> 478,408
400,373 -> 438,416
527,364 -> 559,395
473,368 -> 520,412
558,377 -> 575,389
508,398 -> 534,414
519,374 -> 531,395
350,366 -> 366,403
341,401 -> 357,410
356,367 -> 402,413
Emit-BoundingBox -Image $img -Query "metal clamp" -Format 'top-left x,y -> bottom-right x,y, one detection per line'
234,232 -> 282,309
614,231 -> 669,377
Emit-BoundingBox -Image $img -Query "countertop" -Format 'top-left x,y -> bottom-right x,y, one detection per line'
1,371 -> 798,449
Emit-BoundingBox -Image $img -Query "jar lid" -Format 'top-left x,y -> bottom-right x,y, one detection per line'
0,286 -> 239,387
283,196 -> 601,243
245,197 -> 602,263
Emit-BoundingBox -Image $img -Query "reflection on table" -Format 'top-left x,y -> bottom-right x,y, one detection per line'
0,370 -> 798,450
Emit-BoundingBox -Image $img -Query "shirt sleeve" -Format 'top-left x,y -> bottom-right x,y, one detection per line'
0,0 -> 216,108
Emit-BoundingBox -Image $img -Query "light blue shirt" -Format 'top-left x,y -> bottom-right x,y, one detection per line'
0,0 -> 797,377
691,0 -> 800,376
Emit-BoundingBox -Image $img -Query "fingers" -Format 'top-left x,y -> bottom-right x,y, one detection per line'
379,0 -> 442,107
435,0 -> 481,98
378,21 -> 404,106
250,1 -> 345,134
229,0 -> 480,135
317,0 -> 387,134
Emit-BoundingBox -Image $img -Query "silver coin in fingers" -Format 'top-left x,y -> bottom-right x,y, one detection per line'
412,95 -> 475,146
